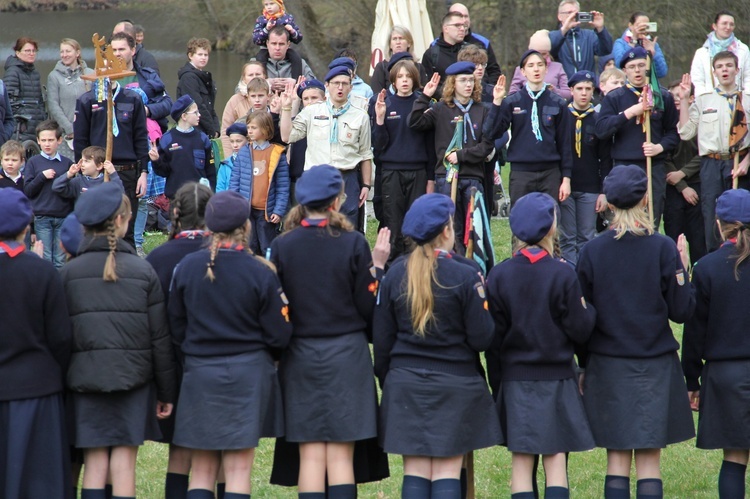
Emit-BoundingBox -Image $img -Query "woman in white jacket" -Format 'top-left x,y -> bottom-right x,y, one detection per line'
690,10 -> 750,95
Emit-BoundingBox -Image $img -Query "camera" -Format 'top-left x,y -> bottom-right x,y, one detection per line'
646,22 -> 658,32
576,12 -> 593,23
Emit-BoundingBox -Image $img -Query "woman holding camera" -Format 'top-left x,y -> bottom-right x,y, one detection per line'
611,12 -> 668,79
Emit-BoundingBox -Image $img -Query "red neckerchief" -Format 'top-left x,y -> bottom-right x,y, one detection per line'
300,218 -> 328,227
0,241 -> 25,258
174,230 -> 208,240
722,237 -> 738,247
217,242 -> 245,251
434,249 -> 453,259
516,247 -> 548,264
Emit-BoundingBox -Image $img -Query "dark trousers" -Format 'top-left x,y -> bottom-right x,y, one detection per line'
435,176 -> 484,255
663,182 -> 707,265
381,168 -> 427,261
339,169 -> 361,229
249,208 -> 278,258
117,168 -> 138,248
508,167 -> 561,209
699,157 -> 750,251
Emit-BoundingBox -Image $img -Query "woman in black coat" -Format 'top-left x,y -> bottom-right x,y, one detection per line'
3,37 -> 47,141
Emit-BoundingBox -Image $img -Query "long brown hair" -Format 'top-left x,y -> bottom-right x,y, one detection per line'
169,182 -> 212,239
282,196 -> 353,234
719,221 -> 750,280
83,194 -> 131,282
441,74 -> 482,107
204,222 -> 275,282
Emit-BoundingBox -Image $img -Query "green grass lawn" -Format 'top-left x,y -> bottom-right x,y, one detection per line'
133,217 -> 727,498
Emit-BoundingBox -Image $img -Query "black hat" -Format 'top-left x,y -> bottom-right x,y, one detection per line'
325,65 -> 352,82
603,165 -> 648,209
75,183 -> 124,226
295,165 -> 343,207
445,61 -> 475,76
170,94 -> 195,122
568,70 -> 595,87
387,52 -> 414,72
519,49 -> 543,68
620,46 -> 648,69
328,57 -> 356,72
509,192 -> 556,244
402,193 -> 455,244
0,189 -> 33,238
226,122 -> 248,137
60,213 -> 84,257
204,191 -> 250,233
716,189 -> 750,224
296,78 -> 325,98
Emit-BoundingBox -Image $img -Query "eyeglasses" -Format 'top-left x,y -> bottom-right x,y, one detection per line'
447,23 -> 468,30
340,193 -> 348,203
624,63 -> 648,70
455,77 -> 475,85
558,10 -> 575,15
185,110 -> 201,115
19,49 -> 37,54
329,81 -> 351,87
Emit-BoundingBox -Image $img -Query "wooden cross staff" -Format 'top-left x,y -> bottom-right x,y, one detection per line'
81,33 -> 136,181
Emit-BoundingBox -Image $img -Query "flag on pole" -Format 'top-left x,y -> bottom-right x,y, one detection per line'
444,117 -> 463,184
464,187 -> 495,275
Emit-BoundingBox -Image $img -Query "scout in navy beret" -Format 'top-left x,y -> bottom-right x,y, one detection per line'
75,182 -> 127,226
620,46 -> 649,69
509,192 -> 557,245
60,213 -> 84,257
568,70 -> 596,88
205,191 -> 250,233
226,122 -> 248,137
328,57 -> 356,72
603,165 -> 648,209
296,79 -> 326,99
0,189 -> 33,238
387,52 -> 414,73
402,193 -> 456,245
519,49 -> 544,68
716,189 -> 750,224
445,61 -> 475,76
170,94 -> 195,123
325,65 -> 352,83
295,165 -> 343,208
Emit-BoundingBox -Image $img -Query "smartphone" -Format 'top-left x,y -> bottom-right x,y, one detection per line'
646,22 -> 658,33
576,12 -> 593,23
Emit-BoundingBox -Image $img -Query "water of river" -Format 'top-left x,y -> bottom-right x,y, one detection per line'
0,8 -> 252,115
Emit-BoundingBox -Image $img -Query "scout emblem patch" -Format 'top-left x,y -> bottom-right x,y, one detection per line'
676,271 -> 685,286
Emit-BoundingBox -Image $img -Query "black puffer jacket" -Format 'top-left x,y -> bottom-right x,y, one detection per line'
3,55 -> 47,141
176,62 -> 220,138
60,237 -> 177,403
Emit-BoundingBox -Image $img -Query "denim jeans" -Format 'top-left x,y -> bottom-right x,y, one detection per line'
560,192 -> 598,264
249,208 -> 279,258
34,215 -> 66,268
134,197 -> 149,248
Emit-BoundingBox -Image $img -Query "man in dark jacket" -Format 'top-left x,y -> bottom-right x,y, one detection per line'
0,80 -> 13,146
421,12 -> 470,99
110,32 -> 172,132
176,38 -> 220,138
113,20 -> 160,76
448,3 -> 503,84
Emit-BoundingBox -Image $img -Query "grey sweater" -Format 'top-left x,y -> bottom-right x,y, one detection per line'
47,60 -> 94,135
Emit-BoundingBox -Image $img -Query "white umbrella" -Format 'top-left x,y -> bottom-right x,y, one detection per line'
369,0 -> 434,75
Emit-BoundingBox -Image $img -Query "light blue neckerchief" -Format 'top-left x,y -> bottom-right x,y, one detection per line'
454,99 -> 476,143
326,100 -> 352,143
525,82 -> 546,142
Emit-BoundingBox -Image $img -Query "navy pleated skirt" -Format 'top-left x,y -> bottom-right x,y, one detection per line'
697,359 -> 750,449
280,333 -> 378,443
498,378 -> 595,454
174,350 -> 284,450
583,352 -> 695,449
379,367 -> 503,457
0,392 -> 71,499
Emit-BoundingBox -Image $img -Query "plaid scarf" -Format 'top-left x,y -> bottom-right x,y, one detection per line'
567,103 -> 595,157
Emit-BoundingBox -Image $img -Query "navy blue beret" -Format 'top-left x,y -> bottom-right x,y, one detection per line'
387,52 -> 414,73
509,192 -> 557,245
325,65 -> 352,82
603,165 -> 648,209
519,49 -> 543,68
297,78 -> 326,98
60,213 -> 84,257
568,70 -> 596,87
402,193 -> 455,244
0,188 -> 33,238
205,191 -> 250,233
620,46 -> 649,69
445,61 -> 475,76
75,182 -> 125,226
226,122 -> 248,137
170,94 -> 195,122
716,189 -> 750,224
328,57 -> 356,71
295,165 -> 343,207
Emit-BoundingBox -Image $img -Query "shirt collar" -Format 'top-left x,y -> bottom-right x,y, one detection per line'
40,151 -> 62,161
176,125 -> 195,133
253,141 -> 270,150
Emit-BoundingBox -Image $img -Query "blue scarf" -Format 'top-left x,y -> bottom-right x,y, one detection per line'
326,100 -> 351,144
708,32 -> 737,58
454,99 -> 476,144
525,83 -> 546,142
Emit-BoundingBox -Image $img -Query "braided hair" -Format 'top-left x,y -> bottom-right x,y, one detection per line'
168,182 -> 213,239
82,194 -> 131,282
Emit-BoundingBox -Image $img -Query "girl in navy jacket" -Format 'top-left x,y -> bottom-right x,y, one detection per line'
682,189 -> 750,498
487,192 -> 596,498
577,165 -> 694,498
